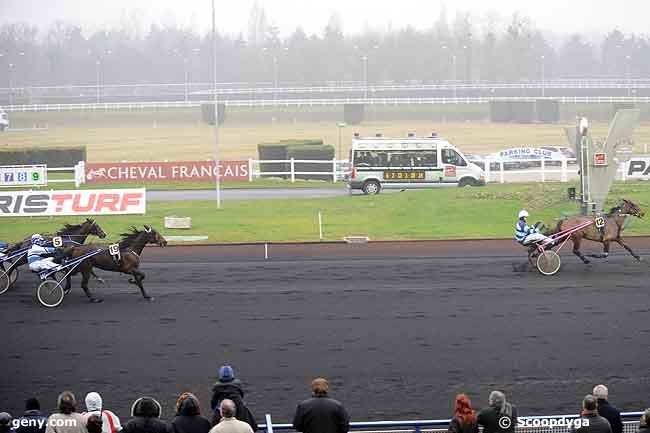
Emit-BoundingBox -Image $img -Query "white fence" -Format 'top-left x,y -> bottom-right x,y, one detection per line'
40,162 -> 85,188
5,96 -> 650,112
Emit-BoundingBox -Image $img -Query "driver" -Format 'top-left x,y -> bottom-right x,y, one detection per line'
515,210 -> 552,246
27,234 -> 60,272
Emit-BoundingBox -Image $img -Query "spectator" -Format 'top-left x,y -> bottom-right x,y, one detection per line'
572,395 -> 612,433
82,392 -> 122,433
123,398 -> 169,433
593,385 -> 623,433
292,378 -> 349,433
638,409 -> 650,433
45,392 -> 87,433
15,398 -> 48,433
208,400 -> 252,433
171,393 -> 211,433
86,416 -> 103,433
209,366 -> 256,431
0,413 -> 12,433
477,391 -> 517,433
449,394 -> 479,433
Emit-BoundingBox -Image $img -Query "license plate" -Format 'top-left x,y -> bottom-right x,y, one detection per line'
383,171 -> 425,180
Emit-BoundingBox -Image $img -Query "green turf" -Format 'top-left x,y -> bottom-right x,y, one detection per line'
1,182 -> 648,244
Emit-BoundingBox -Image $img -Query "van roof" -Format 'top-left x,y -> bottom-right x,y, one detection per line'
351,137 -> 453,150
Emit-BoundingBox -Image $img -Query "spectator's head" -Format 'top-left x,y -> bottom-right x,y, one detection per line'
582,394 -> 598,415
311,378 -> 329,396
175,392 -> 201,416
454,394 -> 476,425
85,392 -> 103,413
25,398 -> 41,411
218,365 -> 235,383
592,385 -> 608,400
640,409 -> 650,427
86,415 -> 103,433
219,399 -> 236,419
131,397 -> 162,419
0,413 -> 12,433
57,391 -> 76,415
488,390 -> 512,417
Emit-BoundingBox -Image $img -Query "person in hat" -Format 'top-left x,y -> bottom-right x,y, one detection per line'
209,366 -> 256,431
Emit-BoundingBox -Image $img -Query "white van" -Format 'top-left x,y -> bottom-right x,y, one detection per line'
0,108 -> 9,131
348,133 -> 485,194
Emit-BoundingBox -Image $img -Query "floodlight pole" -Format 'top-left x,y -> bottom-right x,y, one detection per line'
212,0 -> 221,208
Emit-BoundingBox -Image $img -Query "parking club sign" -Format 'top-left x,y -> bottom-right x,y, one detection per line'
0,165 -> 48,187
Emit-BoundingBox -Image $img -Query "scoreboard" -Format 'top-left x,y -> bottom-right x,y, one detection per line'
0,165 -> 48,187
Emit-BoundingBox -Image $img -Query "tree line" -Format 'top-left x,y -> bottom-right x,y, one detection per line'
1,8 -> 649,89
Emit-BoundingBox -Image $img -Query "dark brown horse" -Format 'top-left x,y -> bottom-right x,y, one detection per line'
65,225 -> 167,303
550,199 -> 645,264
3,218 -> 107,276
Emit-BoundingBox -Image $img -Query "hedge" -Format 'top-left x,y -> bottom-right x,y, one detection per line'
0,147 -> 86,167
257,139 -> 333,180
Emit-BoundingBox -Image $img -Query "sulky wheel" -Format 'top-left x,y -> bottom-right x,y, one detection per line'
536,250 -> 561,276
37,279 -> 66,308
0,266 -> 9,295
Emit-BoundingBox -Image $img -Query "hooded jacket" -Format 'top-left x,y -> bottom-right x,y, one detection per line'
171,396 -> 211,433
123,399 -> 169,433
16,410 -> 48,433
82,393 -> 122,433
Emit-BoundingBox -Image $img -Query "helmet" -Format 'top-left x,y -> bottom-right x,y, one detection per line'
31,234 -> 44,245
218,365 -> 235,382
518,210 -> 529,219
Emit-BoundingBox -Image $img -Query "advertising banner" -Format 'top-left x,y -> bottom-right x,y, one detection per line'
85,161 -> 249,183
0,189 -> 146,216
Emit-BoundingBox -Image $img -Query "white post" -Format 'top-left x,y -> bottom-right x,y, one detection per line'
332,158 -> 337,182
541,159 -> 546,183
290,158 -> 295,183
621,162 -> 627,182
561,158 -> 568,183
499,160 -> 505,184
264,243 -> 268,260
248,158 -> 254,182
318,211 -> 323,241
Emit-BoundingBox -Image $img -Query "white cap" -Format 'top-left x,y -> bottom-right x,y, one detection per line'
518,210 -> 529,219
31,234 -> 43,242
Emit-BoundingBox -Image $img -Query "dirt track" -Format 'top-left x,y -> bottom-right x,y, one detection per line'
2,239 -> 650,422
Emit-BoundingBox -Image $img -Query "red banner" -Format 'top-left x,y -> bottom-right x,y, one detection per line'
85,161 -> 249,183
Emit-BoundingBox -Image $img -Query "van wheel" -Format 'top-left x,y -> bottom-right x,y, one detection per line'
362,181 -> 381,195
458,178 -> 474,187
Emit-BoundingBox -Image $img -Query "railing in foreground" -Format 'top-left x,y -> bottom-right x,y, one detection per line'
260,412 -> 644,433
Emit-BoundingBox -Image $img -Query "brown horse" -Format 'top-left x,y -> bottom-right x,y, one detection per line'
65,225 -> 167,303
550,199 -> 645,264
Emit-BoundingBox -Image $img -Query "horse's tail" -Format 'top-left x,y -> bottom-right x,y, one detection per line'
544,219 -> 565,236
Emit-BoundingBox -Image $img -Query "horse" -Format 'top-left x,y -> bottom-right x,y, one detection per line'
549,198 -> 645,264
64,225 -> 167,303
2,218 -> 107,278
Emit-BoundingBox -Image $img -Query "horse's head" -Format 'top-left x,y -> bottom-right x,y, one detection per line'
143,225 -> 167,247
85,218 -> 107,239
620,199 -> 645,218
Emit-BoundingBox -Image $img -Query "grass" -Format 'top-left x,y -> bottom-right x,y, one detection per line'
2,117 -> 650,163
1,182 -> 648,244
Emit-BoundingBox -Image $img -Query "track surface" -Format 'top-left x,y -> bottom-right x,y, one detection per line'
2,239 -> 650,422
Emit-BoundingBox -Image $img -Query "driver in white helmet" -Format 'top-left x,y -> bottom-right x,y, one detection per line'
515,210 -> 552,246
27,234 -> 60,272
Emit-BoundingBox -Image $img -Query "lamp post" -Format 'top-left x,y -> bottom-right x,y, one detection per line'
95,60 -> 101,103
212,0 -> 221,209
337,122 -> 346,160
355,45 -> 378,99
540,55 -> 546,97
451,54 -> 457,98
625,55 -> 632,97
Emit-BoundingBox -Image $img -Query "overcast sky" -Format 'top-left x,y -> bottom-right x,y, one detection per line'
1,0 -> 648,37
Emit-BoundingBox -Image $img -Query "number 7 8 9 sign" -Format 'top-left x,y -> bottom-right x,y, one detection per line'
0,165 -> 48,187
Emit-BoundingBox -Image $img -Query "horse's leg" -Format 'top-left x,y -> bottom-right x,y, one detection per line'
572,237 -> 590,264
615,238 -> 642,261
591,241 -> 610,259
131,269 -> 152,300
81,270 -> 102,303
90,269 -> 105,284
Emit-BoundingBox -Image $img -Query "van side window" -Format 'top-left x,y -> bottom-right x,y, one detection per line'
413,151 -> 437,167
442,149 -> 467,166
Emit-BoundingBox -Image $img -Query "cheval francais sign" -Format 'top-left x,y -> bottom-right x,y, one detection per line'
85,161 -> 249,184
